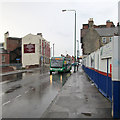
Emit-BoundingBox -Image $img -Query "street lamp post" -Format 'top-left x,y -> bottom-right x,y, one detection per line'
53,43 -> 55,57
62,9 -> 76,72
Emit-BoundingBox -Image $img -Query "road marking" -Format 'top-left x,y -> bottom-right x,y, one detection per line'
15,94 -> 22,99
2,101 -> 11,106
25,90 -> 29,94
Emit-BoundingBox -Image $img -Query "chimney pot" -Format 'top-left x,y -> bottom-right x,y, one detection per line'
37,33 -> 42,37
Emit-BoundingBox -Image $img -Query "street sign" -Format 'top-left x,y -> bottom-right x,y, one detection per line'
41,56 -> 43,60
16,58 -> 20,61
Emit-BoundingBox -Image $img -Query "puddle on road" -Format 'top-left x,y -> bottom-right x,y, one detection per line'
26,71 -> 34,73
2,73 -> 23,82
2,67 -> 49,83
5,84 -> 22,94
25,67 -> 49,75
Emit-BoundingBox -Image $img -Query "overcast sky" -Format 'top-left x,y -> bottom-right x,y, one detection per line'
0,0 -> 119,56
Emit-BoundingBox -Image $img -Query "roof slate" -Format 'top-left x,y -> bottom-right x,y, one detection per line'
95,27 -> 118,36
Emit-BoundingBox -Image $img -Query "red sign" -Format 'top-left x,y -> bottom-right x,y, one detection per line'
24,44 -> 35,53
110,64 -> 112,74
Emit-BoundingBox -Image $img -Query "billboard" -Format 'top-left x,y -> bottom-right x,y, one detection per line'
24,44 -> 35,53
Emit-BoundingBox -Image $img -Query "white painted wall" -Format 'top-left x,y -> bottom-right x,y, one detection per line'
99,59 -> 107,73
22,34 -> 42,67
95,49 -> 99,70
83,41 -> 112,73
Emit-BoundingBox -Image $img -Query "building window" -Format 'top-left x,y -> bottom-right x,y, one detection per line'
40,46 -> 41,54
2,55 -> 5,62
102,37 -> 106,43
109,37 -> 112,42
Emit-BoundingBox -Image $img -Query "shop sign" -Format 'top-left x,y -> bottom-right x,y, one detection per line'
24,44 -> 35,53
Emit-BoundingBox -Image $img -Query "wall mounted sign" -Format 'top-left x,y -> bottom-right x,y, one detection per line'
24,44 -> 35,53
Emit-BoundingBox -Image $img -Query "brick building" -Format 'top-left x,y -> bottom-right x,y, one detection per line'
81,18 -> 118,55
0,43 -> 9,64
4,31 -> 22,63
0,43 -> 15,73
42,39 -> 50,64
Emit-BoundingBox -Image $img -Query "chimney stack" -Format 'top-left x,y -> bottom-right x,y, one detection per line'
88,18 -> 94,28
106,20 -> 114,28
4,31 -> 9,50
37,33 -> 42,37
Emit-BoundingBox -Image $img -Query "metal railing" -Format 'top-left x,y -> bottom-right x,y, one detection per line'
0,63 -> 22,68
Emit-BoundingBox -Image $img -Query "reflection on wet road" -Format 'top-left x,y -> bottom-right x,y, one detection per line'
2,69 -> 72,118
50,73 -> 71,87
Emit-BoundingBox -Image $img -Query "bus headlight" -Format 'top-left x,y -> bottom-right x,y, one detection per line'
50,68 -> 52,70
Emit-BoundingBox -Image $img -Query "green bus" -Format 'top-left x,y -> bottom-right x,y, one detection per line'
50,57 -> 72,74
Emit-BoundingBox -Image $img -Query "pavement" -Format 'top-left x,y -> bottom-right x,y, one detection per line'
42,66 -> 112,118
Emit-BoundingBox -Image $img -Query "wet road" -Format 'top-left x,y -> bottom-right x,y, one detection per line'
1,68 -> 72,118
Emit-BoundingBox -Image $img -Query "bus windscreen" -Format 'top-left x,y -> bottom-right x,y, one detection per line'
51,58 -> 63,68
